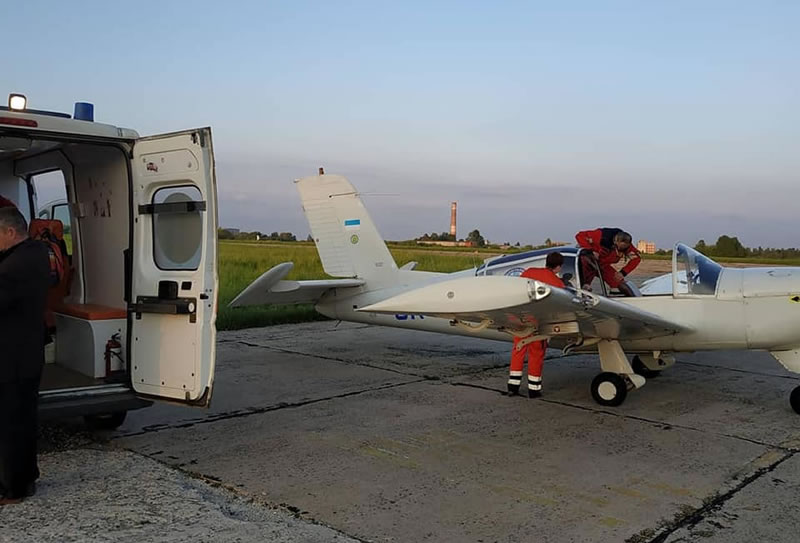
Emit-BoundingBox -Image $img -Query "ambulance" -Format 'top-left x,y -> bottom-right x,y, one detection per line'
0,93 -> 218,429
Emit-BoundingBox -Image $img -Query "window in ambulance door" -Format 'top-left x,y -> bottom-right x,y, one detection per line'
32,170 -> 67,210
152,185 -> 204,271
31,171 -> 71,255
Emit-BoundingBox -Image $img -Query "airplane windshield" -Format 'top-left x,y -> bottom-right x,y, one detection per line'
674,243 -> 722,295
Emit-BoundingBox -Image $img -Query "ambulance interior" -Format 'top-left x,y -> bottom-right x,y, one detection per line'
0,139 -> 130,392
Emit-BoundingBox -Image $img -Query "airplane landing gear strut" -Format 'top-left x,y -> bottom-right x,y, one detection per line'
590,340 -> 644,407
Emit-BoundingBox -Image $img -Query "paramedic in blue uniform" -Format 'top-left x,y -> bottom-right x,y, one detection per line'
0,206 -> 51,505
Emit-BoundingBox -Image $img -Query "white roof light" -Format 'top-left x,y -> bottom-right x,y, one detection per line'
8,94 -> 27,111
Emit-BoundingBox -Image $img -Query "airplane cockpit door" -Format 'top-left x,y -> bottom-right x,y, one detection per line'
129,128 -> 218,406
577,249 -> 609,296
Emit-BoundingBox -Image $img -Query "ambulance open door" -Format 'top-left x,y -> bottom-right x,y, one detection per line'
129,128 -> 218,406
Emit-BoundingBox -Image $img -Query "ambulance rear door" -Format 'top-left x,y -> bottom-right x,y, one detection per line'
129,128 -> 218,406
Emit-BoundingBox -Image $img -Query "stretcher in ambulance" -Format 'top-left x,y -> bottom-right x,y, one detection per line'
0,94 -> 218,429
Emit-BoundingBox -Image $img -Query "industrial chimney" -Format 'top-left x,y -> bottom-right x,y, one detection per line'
450,202 -> 457,238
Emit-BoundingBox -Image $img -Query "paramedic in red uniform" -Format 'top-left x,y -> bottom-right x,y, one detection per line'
507,252 -> 565,398
0,206 -> 51,505
575,228 -> 640,297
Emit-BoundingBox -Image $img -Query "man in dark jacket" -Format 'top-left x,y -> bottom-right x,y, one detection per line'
0,206 -> 51,505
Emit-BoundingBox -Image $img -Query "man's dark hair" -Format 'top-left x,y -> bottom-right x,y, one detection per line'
614,231 -> 632,244
0,206 -> 28,236
545,252 -> 564,269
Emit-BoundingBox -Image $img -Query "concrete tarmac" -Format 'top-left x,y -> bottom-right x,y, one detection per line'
4,321 -> 800,542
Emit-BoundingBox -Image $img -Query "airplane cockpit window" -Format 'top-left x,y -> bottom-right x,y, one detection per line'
674,243 -> 722,295
560,254 -> 577,287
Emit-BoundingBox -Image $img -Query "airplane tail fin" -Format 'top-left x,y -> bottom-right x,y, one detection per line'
296,174 -> 398,284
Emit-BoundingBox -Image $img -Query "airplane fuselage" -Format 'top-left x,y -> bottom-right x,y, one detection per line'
233,172 -> 800,412
317,266 -> 800,357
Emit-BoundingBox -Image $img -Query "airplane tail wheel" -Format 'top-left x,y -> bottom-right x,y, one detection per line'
632,356 -> 661,378
591,372 -> 628,407
790,386 -> 800,415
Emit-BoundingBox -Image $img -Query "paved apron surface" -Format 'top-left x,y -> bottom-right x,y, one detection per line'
4,321 -> 799,542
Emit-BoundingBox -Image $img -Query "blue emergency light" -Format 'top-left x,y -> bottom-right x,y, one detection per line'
73,102 -> 94,122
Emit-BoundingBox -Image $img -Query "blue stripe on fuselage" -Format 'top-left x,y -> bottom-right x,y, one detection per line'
476,246 -> 579,274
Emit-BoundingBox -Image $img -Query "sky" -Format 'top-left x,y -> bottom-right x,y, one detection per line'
7,1 -> 799,248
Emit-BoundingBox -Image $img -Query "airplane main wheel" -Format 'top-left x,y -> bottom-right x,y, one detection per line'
790,386 -> 800,415
632,356 -> 661,379
591,372 -> 628,407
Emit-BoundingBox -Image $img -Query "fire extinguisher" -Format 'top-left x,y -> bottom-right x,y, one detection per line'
105,333 -> 123,376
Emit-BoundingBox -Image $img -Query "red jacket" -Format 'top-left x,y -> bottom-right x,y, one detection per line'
575,228 -> 641,276
521,267 -> 564,288
0,196 -> 16,209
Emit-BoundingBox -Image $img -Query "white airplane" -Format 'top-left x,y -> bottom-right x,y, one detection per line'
231,173 -> 800,413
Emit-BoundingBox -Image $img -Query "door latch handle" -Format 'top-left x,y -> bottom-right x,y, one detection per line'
130,296 -> 198,323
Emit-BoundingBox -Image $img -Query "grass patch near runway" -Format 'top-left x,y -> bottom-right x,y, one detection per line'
217,241 -> 482,330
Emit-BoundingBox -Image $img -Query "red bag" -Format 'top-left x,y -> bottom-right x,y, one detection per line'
29,219 -> 68,288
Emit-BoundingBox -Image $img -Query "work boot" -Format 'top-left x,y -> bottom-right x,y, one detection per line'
507,371 -> 523,396
528,376 -> 542,398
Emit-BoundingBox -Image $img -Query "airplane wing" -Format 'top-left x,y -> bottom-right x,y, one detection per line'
229,262 -> 364,307
359,276 -> 689,340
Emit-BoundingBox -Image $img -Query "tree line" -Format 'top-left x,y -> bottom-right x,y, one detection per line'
218,229 -> 309,242
695,235 -> 800,259
220,228 -> 799,260
416,229 -> 487,247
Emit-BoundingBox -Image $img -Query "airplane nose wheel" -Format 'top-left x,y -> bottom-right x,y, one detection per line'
591,372 -> 628,407
790,386 -> 800,414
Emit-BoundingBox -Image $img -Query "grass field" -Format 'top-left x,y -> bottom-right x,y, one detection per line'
217,241 -> 485,330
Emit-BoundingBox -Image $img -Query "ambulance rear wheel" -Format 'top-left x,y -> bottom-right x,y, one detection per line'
591,372 -> 628,407
84,411 -> 127,430
790,386 -> 800,415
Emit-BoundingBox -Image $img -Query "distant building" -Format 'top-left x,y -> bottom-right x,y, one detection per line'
637,240 -> 656,254
224,228 -> 240,235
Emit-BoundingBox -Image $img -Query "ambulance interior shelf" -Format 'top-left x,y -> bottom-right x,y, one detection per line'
51,302 -> 128,380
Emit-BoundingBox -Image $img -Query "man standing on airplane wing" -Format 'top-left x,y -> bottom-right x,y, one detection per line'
575,227 -> 640,297
508,252 -> 565,398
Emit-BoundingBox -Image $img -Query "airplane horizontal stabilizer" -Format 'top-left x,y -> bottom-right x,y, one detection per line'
360,276 -> 690,340
229,262 -> 365,307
